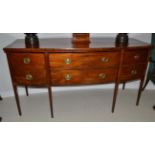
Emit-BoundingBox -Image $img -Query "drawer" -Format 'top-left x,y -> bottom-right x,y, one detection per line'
120,64 -> 147,81
123,50 -> 148,64
8,53 -> 45,69
51,68 -> 117,86
13,69 -> 47,86
49,52 -> 120,69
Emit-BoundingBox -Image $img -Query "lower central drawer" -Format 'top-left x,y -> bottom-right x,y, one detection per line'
51,68 -> 117,86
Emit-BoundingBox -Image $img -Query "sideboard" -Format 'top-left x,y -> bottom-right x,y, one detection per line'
3,37 -> 152,118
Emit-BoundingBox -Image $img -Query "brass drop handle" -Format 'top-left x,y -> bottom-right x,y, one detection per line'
99,73 -> 106,79
134,55 -> 140,60
23,57 -> 31,64
25,74 -> 33,80
101,57 -> 109,62
65,74 -> 72,80
64,58 -> 72,65
131,70 -> 137,75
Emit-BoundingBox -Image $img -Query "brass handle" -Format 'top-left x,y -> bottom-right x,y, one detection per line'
65,74 -> 72,80
25,74 -> 33,80
64,58 -> 72,65
23,57 -> 31,64
99,73 -> 106,79
131,70 -> 137,75
101,57 -> 109,62
134,55 -> 140,60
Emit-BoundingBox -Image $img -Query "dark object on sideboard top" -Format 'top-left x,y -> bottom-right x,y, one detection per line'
24,33 -> 39,48
115,33 -> 129,47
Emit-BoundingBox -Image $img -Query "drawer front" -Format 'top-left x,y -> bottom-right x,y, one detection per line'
8,53 -> 45,69
51,68 -> 117,86
120,64 -> 147,81
123,50 -> 148,65
49,52 -> 119,69
13,69 -> 47,86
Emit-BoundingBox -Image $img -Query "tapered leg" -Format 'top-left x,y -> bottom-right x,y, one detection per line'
13,85 -> 22,116
25,86 -> 29,96
112,83 -> 119,113
48,86 -> 54,118
122,83 -> 126,90
136,79 -> 144,106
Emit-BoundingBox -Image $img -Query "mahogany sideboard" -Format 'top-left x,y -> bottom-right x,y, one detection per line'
3,37 -> 152,118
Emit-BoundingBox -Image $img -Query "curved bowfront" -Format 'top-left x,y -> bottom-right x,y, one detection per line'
3,37 -> 152,118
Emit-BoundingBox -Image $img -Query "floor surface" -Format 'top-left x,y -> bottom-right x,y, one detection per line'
0,89 -> 155,122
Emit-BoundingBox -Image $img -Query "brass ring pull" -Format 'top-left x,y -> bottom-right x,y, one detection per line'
101,57 -> 109,62
99,73 -> 106,79
131,70 -> 137,75
65,74 -> 72,80
23,57 -> 31,64
64,58 -> 72,65
25,74 -> 33,80
134,55 -> 139,60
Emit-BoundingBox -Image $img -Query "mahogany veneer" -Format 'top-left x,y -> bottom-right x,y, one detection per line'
3,37 -> 152,118
72,33 -> 90,43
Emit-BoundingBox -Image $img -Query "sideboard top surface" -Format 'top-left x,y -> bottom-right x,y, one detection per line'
4,37 -> 152,53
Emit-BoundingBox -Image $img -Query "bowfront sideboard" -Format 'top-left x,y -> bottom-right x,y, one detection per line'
3,37 -> 152,118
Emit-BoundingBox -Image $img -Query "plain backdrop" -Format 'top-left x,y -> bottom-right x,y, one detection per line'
0,1 -> 155,155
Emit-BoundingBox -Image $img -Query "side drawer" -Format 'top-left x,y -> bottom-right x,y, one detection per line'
13,68 -> 47,86
120,64 -> 147,81
51,68 -> 118,86
123,50 -> 148,65
8,53 -> 45,69
49,52 -> 120,69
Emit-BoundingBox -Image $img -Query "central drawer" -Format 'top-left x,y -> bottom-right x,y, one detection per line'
49,52 -> 119,69
51,68 -> 117,86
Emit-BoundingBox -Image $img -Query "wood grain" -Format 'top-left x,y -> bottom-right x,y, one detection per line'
13,68 -> 47,86
120,64 -> 147,81
8,53 -> 45,69
51,68 -> 118,86
49,52 -> 120,69
122,50 -> 148,64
